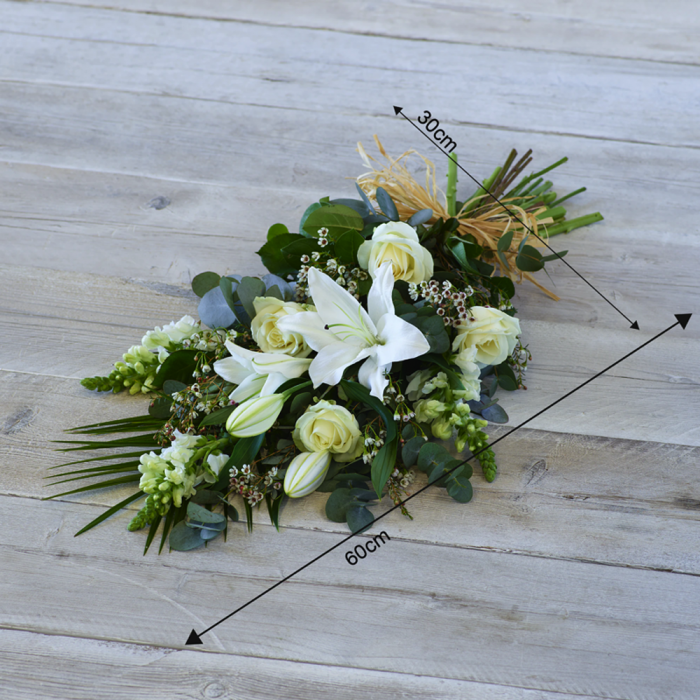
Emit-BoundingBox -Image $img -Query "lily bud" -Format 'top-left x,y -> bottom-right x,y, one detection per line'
226,393 -> 285,438
284,451 -> 331,498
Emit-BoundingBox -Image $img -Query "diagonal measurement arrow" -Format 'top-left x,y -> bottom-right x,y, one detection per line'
184,314 -> 690,645
393,105 -> 640,331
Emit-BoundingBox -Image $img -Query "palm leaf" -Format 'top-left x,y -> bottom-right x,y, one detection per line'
43,474 -> 142,500
74,491 -> 146,536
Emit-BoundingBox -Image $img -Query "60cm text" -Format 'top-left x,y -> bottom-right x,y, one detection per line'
345,531 -> 391,565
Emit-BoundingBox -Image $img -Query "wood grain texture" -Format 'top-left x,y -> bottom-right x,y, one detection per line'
2,2 -> 700,148
0,628 -> 616,700
2,0 -> 700,697
2,494 -> 700,699
35,0 -> 700,65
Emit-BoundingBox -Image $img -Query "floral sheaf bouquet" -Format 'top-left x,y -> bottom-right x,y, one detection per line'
51,139 -> 602,553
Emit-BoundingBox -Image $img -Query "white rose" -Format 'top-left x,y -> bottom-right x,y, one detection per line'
251,297 -> 314,357
293,400 -> 363,463
452,307 -> 521,366
357,221 -> 434,283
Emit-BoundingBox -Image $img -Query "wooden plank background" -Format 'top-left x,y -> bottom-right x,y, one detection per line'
1,2 -> 698,698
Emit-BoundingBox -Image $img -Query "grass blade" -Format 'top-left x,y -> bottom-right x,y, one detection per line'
44,474 -> 142,500
74,491 -> 146,536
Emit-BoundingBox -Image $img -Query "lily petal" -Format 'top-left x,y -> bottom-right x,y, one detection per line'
214,355 -> 254,385
309,342 -> 374,388
367,261 -> 395,324
358,355 -> 390,399
374,313 -> 431,366
277,311 -> 337,352
307,267 -> 377,345
229,373 -> 267,403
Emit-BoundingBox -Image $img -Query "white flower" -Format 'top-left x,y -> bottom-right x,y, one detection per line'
452,345 -> 481,401
226,393 -> 286,438
293,400 -> 363,462
205,452 -> 230,482
214,340 -> 311,403
452,307 -> 521,366
284,451 -> 332,498
357,221 -> 434,283
251,297 -> 315,357
141,315 -> 200,350
277,263 -> 430,399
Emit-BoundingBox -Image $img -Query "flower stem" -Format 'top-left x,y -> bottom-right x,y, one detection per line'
446,153 -> 458,217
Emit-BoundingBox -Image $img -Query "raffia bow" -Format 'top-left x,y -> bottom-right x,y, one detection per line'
355,136 -> 561,300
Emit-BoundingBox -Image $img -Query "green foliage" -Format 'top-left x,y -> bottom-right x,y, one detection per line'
302,203 -> 364,239
375,187 -> 399,221
191,271 -> 221,298
152,350 -> 198,388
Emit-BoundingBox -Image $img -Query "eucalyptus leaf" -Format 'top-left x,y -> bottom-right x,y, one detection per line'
325,487 -> 354,523
481,403 -> 509,424
447,479 -> 473,503
516,245 -> 545,272
402,436 -> 426,467
191,271 -> 221,298
375,187 -> 399,221
198,286 -> 237,329
346,505 -> 374,534
417,442 -> 451,474
355,183 -> 376,215
497,230 -> 514,253
407,208 -> 433,227
169,521 -> 205,551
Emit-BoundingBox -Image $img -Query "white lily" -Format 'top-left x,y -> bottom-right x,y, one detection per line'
213,340 -> 311,403
277,262 -> 430,399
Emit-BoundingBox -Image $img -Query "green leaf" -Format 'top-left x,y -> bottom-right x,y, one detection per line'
516,245 -> 544,272
497,230 -> 514,253
299,202 -> 323,237
45,474 -> 142,500
191,490 -> 225,505
354,183 -> 376,215
407,209 -> 433,227
402,436 -> 426,467
169,521 -> 205,551
191,271 -> 221,298
55,434 -> 159,452
267,223 -> 289,241
187,502 -> 226,524
335,229 -> 365,265
163,379 -> 187,395
371,437 -> 397,499
429,463 -> 452,488
417,442 -> 451,474
216,434 -> 265,490
488,276 -> 515,300
541,250 -> 568,262
447,478 -> 473,503
236,277 -> 266,321
325,487 -> 354,523
340,380 -> 397,441
375,187 -> 399,221
302,204 -> 364,239
407,314 -> 450,354
74,491 -> 146,537
481,403 -> 509,424
199,405 -> 235,427
346,505 -> 374,534
257,233 -> 306,276
152,350 -> 198,388
148,396 -> 172,420
144,513 -> 163,555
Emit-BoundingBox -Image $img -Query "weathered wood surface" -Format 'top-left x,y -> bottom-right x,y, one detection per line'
1,0 -> 699,698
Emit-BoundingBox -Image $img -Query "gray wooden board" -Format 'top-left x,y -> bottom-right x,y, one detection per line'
0,628 -> 615,700
2,0 -> 700,697
2,2 -> 700,148
36,0 -> 700,65
2,494 -> 700,699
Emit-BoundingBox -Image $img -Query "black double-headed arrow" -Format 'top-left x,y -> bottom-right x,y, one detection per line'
185,314 -> 691,645
393,106 -> 639,330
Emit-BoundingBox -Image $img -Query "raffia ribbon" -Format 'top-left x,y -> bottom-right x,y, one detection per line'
355,136 -> 559,300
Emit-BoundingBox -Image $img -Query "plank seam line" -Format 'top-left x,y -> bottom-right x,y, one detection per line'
0,78 -> 697,152
7,494 -> 700,578
15,0 -> 700,70
0,625 -> 641,700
